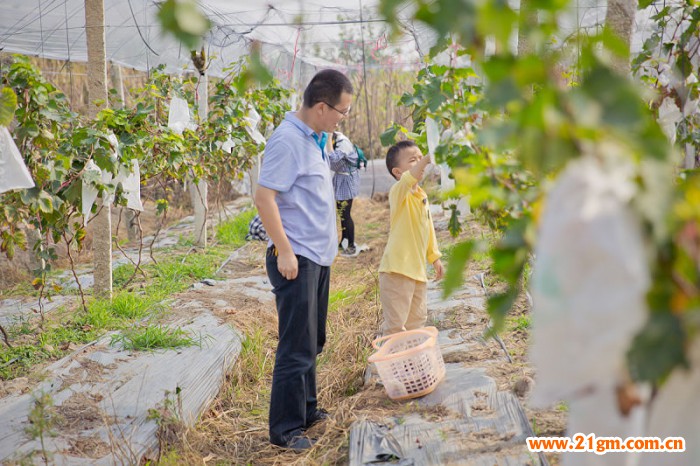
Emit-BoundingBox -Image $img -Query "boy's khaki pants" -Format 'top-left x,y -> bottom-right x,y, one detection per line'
379,272 -> 427,336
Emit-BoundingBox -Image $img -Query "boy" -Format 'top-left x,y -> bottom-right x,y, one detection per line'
379,140 -> 443,336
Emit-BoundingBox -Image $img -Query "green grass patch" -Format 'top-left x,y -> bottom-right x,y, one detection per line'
110,325 -> 201,351
216,209 -> 257,248
363,221 -> 381,233
146,250 -> 226,296
329,286 -> 365,313
78,292 -> 161,329
0,320 -> 97,379
0,237 -> 229,380
113,263 -> 138,289
239,327 -> 272,385
507,314 -> 530,332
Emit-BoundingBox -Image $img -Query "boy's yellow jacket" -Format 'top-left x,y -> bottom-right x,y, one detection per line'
379,171 -> 441,282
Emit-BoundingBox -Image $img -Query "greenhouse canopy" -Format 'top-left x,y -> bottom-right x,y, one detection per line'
0,0 -> 663,83
0,0 -> 428,82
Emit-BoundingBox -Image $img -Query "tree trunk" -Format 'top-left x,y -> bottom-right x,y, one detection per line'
605,0 -> 637,76
85,0 -> 112,298
189,72 -> 208,247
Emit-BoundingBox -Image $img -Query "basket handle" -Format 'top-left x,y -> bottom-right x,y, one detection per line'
371,334 -> 395,350
371,327 -> 438,350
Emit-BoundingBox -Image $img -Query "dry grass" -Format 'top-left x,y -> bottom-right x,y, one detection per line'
152,198 -> 412,465
0,189 -> 564,463
152,197 -> 559,465
152,197 -> 546,465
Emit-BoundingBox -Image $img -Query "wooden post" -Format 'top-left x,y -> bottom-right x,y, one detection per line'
85,0 -> 112,298
604,0 -> 636,77
189,72 -> 208,247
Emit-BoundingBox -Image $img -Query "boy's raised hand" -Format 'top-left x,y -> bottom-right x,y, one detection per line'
409,153 -> 433,182
433,258 -> 444,281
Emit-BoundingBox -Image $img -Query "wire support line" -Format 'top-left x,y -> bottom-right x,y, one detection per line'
126,0 -> 159,56
1,18 -> 389,36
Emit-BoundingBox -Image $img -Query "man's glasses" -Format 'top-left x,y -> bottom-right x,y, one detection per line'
322,101 -> 351,116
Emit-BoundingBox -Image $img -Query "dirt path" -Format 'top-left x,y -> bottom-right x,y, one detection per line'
0,196 -> 566,465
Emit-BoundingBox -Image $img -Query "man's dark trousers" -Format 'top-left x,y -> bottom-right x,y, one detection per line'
266,248 -> 330,445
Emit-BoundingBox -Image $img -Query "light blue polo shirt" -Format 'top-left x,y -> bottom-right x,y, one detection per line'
258,112 -> 338,267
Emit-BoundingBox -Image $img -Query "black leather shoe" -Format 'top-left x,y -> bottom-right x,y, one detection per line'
273,435 -> 316,452
304,408 -> 330,429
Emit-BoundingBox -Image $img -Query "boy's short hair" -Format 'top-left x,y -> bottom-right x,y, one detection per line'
386,140 -> 417,178
303,70 -> 354,108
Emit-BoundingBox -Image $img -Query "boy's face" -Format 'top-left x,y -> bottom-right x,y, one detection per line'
392,146 -> 423,180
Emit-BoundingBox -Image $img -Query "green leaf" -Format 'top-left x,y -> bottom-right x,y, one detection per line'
156,199 -> 169,216
175,1 -> 210,36
414,0 -> 478,48
0,87 -> 17,126
443,240 -> 476,298
448,203 -> 462,236
61,180 -> 82,204
425,77 -> 446,112
676,50 -> 693,80
476,0 -> 517,50
580,64 -> 647,131
627,313 -> 687,383
486,288 -> 519,333
380,125 -> 400,147
602,26 -> 630,62
157,0 -> 211,49
233,44 -> 273,92
37,191 -> 54,213
22,122 -> 40,138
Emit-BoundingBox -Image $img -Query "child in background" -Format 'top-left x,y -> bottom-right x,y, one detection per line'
328,131 -> 362,256
379,140 -> 443,335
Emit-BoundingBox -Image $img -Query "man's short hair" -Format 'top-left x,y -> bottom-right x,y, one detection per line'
386,140 -> 417,178
303,69 -> 354,108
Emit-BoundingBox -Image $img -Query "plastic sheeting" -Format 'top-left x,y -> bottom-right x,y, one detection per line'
0,0 -> 418,80
81,133 -> 142,225
119,159 -> 143,212
350,365 -> 547,466
332,131 -> 355,155
167,96 -> 196,135
0,0 -> 668,85
0,126 -> 34,193
243,106 -> 265,145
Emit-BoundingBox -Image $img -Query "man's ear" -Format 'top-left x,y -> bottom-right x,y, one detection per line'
391,167 -> 401,179
312,101 -> 324,114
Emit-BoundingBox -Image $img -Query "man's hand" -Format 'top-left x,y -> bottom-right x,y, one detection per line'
277,250 -> 299,280
433,259 -> 444,281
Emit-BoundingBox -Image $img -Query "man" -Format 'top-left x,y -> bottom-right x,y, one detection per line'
254,69 -> 353,450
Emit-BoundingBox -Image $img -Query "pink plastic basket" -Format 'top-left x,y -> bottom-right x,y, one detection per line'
368,326 -> 446,400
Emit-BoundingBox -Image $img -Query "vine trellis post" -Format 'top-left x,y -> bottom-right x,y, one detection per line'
190,68 -> 209,247
85,0 -> 112,299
